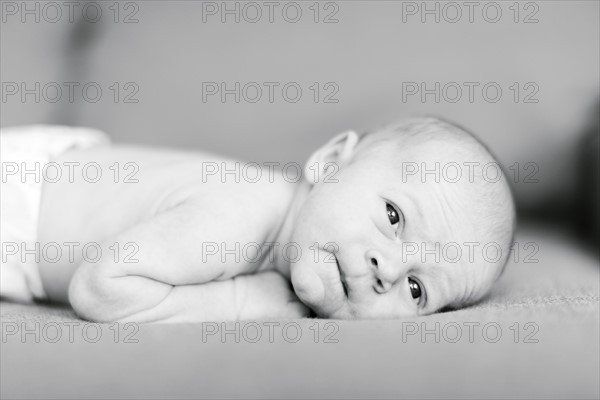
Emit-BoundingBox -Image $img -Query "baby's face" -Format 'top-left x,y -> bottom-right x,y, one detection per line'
290,140 -> 497,319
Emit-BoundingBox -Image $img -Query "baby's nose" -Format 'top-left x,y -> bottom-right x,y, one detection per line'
366,250 -> 403,294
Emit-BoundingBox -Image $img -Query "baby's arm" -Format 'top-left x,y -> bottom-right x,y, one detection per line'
68,200 -> 308,322
71,267 -> 308,323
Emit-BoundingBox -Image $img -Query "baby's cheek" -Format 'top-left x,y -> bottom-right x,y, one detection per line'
290,262 -> 325,309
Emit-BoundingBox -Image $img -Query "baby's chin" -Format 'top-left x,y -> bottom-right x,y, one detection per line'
290,258 -> 350,318
290,260 -> 326,311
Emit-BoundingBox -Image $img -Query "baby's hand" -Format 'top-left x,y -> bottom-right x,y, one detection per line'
235,271 -> 311,320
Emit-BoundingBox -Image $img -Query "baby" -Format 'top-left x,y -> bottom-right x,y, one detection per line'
0,117 -> 515,322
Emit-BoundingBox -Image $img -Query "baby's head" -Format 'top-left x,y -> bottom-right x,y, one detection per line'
289,117 -> 515,319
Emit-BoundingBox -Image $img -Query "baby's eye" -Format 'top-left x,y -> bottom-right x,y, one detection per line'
386,202 -> 403,230
407,277 -> 422,303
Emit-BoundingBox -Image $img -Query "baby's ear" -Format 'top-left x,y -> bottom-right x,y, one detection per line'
303,130 -> 359,184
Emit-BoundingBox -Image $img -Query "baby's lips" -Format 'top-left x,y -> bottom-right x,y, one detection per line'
290,263 -> 325,306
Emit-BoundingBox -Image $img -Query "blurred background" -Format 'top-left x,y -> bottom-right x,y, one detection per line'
1,3 -> 599,399
1,0 -> 598,252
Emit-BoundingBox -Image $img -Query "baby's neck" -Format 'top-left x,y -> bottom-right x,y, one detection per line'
267,179 -> 312,278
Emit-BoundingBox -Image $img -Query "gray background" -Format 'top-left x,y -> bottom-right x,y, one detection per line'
1,0 -> 599,212
1,2 -> 599,399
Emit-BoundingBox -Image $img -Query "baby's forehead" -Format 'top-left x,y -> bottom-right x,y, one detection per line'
363,133 -> 499,202
368,147 -> 485,208
420,250 -> 498,311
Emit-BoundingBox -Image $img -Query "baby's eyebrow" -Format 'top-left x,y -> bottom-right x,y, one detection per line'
399,192 -> 423,222
394,193 -> 430,239
421,264 -> 455,312
397,189 -> 449,245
